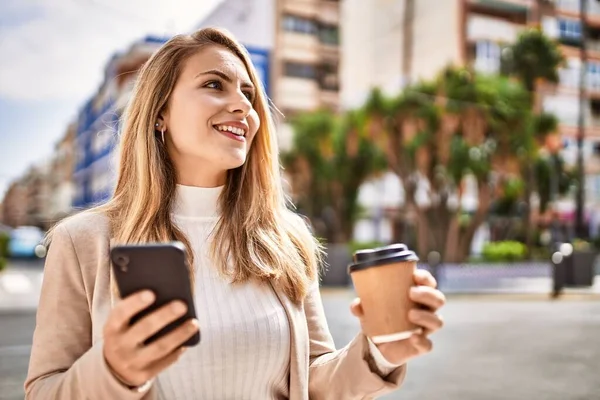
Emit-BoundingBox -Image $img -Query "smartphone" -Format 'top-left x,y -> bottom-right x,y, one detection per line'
110,241 -> 200,347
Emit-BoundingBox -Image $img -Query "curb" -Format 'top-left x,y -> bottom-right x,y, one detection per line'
319,286 -> 600,301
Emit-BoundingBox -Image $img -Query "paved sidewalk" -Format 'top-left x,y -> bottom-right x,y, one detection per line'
2,267 -> 600,312
0,267 -> 43,312
1,286 -> 599,399
322,291 -> 600,400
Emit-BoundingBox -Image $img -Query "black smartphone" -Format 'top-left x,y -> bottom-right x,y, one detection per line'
110,241 -> 200,347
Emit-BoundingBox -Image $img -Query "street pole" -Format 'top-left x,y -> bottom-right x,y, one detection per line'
551,153 -> 561,246
575,0 -> 588,238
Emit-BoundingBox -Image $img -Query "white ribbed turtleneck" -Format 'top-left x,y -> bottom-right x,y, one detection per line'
155,184 -> 291,400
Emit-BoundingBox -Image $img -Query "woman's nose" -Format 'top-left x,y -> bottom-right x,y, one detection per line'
228,90 -> 252,115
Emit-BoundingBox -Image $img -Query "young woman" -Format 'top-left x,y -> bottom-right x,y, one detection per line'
25,28 -> 445,399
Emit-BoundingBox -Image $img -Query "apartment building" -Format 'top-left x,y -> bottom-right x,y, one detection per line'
197,0 -> 341,149
46,123 -> 76,225
343,0 -> 600,240
466,0 -> 600,207
72,36 -> 168,209
540,0 -> 600,202
1,181 -> 28,228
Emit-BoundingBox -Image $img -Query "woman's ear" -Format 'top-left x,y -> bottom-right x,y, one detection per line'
155,112 -> 168,131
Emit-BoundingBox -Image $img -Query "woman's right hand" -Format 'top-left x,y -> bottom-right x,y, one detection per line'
102,290 -> 200,387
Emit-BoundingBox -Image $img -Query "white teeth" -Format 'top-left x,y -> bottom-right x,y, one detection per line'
216,125 -> 245,136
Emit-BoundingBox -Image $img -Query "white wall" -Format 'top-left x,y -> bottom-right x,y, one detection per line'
196,0 -> 275,50
340,0 -> 401,109
341,0 -> 461,110
411,0 -> 462,82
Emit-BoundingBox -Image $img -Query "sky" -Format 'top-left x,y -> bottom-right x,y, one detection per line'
0,0 -> 223,197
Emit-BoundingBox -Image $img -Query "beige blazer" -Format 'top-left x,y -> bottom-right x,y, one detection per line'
24,211 -> 406,399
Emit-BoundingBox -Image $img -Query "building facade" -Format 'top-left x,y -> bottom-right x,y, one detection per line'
46,123 -> 76,226
196,0 -> 341,150
22,163 -> 52,229
67,1 -> 340,211
342,0 -> 600,241
72,36 -> 168,209
1,181 -> 28,228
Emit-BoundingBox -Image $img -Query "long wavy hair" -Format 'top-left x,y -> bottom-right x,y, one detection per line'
86,28 -> 323,303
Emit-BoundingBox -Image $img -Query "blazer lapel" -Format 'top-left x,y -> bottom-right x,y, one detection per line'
269,281 -> 309,400
108,238 -> 118,308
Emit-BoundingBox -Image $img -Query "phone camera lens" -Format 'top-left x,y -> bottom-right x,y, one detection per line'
116,255 -> 129,272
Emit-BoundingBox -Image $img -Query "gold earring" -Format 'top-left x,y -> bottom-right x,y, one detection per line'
161,128 -> 165,144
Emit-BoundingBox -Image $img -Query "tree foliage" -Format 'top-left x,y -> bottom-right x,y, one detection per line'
281,109 -> 386,243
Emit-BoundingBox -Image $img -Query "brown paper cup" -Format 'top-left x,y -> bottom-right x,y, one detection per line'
350,258 -> 421,343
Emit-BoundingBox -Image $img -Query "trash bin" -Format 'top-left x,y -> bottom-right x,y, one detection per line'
552,249 -> 596,296
565,250 -> 596,287
321,243 -> 351,286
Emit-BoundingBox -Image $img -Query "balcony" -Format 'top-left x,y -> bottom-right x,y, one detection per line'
282,0 -> 319,19
555,0 -> 600,15
277,77 -> 320,111
467,14 -> 520,42
554,0 -> 600,27
279,32 -> 320,63
589,39 -> 600,53
319,89 -> 339,111
317,0 -> 339,25
467,0 -> 530,21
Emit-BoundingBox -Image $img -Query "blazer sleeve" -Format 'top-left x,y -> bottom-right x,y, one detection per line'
24,224 -> 150,400
305,281 -> 407,400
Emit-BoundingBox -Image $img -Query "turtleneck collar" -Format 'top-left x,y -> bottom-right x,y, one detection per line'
172,184 -> 223,218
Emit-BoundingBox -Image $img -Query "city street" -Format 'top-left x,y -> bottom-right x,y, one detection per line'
0,261 -> 599,399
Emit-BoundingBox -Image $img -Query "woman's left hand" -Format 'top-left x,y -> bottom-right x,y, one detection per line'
350,269 -> 446,366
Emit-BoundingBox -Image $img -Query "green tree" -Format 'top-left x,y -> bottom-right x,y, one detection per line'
364,66 -> 535,262
501,27 -> 566,253
282,109 -> 386,243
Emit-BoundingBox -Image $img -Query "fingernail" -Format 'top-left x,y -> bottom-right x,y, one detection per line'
190,319 -> 199,329
141,291 -> 155,303
172,301 -> 186,313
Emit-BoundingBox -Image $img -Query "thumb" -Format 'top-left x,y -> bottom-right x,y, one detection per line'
350,297 -> 364,318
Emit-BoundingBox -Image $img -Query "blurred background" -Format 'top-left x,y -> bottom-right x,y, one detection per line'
1,0 -> 599,399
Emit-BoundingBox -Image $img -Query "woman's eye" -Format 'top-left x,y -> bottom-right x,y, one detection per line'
243,91 -> 254,101
205,80 -> 222,90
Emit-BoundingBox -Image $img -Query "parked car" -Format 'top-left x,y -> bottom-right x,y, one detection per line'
9,226 -> 47,259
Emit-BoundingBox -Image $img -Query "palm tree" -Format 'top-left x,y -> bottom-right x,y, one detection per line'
281,109 -> 386,243
363,66 -> 534,262
501,28 -> 565,254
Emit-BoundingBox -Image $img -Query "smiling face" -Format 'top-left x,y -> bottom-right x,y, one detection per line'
159,44 -> 260,187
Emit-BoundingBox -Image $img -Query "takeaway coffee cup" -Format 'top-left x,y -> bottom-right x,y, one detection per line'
348,243 -> 422,344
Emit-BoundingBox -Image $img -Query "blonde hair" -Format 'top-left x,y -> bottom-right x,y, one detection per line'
76,28 -> 323,303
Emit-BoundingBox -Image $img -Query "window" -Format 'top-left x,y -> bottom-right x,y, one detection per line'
284,62 -> 317,79
559,58 -> 580,88
282,15 -> 317,35
318,63 -> 339,91
588,62 -> 600,91
474,40 -> 501,74
319,24 -> 339,45
591,99 -> 600,116
558,19 -> 581,40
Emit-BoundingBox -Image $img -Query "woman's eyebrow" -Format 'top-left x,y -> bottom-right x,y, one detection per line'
195,69 -> 254,89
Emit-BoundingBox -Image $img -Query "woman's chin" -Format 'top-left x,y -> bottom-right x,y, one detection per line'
224,155 -> 248,171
